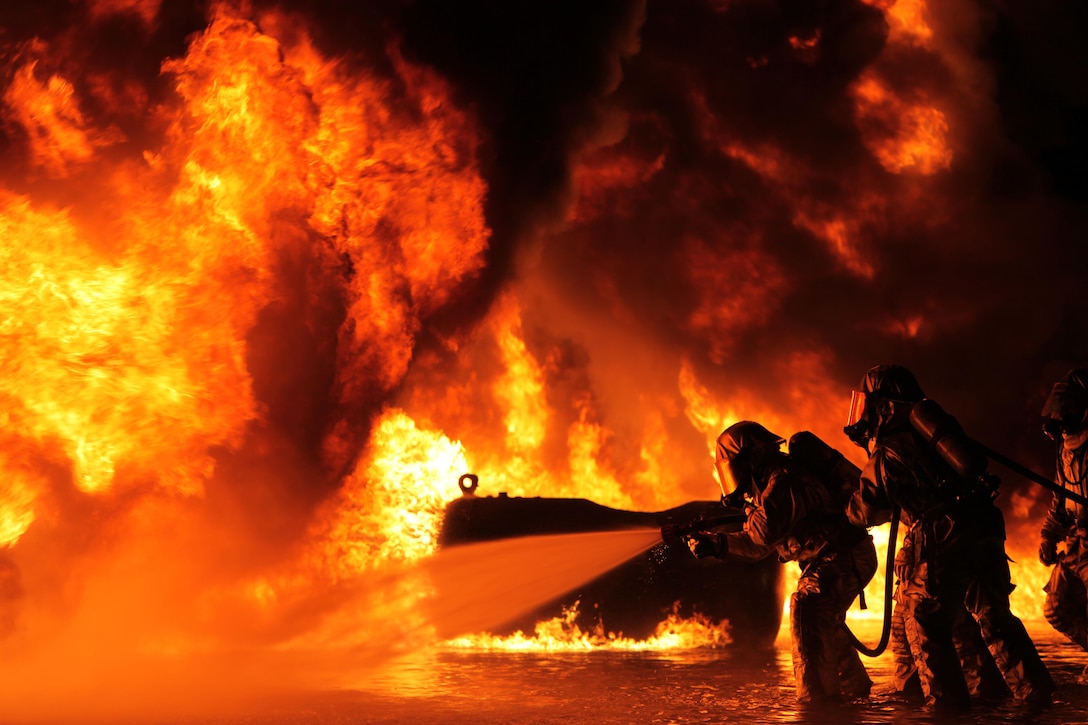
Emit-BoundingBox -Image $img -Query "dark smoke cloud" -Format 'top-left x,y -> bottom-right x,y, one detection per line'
393,0 -> 651,330
3,0 -> 1087,505
379,0 -> 1088,485
218,0 -> 1088,495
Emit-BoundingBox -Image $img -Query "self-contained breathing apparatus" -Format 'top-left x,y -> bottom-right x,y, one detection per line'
842,394 -> 1001,658
909,397 -> 1088,508
841,395 -> 1086,658
788,430 -> 862,510
663,426 -> 862,562
909,398 -> 1000,507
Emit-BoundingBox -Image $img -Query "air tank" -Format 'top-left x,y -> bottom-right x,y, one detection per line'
788,430 -> 862,506
909,398 -> 989,482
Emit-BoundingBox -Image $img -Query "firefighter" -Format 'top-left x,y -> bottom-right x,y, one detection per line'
685,420 -> 877,704
843,364 -> 1053,710
1038,368 -> 1088,661
891,513 -> 1010,702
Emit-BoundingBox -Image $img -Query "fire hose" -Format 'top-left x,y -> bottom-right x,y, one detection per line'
663,508 -> 900,657
910,398 -> 1088,506
663,436 -> 1067,660
981,443 -> 1088,506
659,512 -> 749,548
844,505 -> 900,658
844,442 -> 1078,658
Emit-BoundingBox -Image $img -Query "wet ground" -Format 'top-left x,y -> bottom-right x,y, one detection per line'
190,619 -> 1088,725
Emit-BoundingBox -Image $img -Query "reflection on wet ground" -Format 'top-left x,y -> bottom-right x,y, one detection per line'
212,620 -> 1088,724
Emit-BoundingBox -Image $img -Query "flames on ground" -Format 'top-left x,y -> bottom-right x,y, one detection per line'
0,0 -> 1078,718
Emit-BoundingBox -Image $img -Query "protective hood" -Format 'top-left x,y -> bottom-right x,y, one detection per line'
714,421 -> 785,501
1042,368 -> 1088,440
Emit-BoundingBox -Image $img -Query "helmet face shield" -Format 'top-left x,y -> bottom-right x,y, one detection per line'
845,366 -> 925,450
843,390 -> 873,449
714,421 -> 783,506
846,390 -> 868,428
715,457 -> 741,500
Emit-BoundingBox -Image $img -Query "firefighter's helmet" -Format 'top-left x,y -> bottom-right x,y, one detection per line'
844,364 -> 926,448
715,421 -> 785,502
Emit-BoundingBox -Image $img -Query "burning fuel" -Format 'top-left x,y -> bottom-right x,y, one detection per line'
0,0 -> 1085,721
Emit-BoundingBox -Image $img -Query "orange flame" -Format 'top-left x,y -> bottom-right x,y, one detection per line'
0,0 -> 489,525
0,468 -> 38,548
493,293 -> 551,454
865,0 -> 934,46
308,408 -> 470,580
3,61 -> 124,177
444,601 -> 731,651
852,71 -> 953,175
0,189 -> 259,497
0,10 -> 497,704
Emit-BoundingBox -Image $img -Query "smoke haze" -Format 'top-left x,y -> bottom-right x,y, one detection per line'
0,0 -> 1085,718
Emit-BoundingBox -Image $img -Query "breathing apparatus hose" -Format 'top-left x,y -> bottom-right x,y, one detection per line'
981,443 -> 1088,507
846,505 -> 900,657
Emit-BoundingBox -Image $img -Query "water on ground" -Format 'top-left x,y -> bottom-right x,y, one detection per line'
164,620 -> 1088,725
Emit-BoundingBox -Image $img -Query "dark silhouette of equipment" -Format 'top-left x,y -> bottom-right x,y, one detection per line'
912,398 -> 1087,506
659,511 -> 748,548
439,476 -> 784,649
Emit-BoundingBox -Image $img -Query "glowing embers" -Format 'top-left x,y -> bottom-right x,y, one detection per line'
852,71 -> 952,175
855,2 -> 950,174
443,601 -> 731,652
864,0 -> 934,46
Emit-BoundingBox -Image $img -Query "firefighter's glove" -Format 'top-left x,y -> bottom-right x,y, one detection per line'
1039,539 -> 1059,567
686,532 -> 722,559
660,524 -> 683,546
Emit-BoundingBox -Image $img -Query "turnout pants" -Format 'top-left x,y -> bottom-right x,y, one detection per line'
1044,532 -> 1088,650
790,534 -> 878,702
904,521 -> 1053,709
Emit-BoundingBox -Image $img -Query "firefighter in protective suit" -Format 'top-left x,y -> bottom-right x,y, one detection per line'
844,364 -> 1053,710
890,513 -> 1010,701
1038,368 -> 1088,658
685,421 -> 877,704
